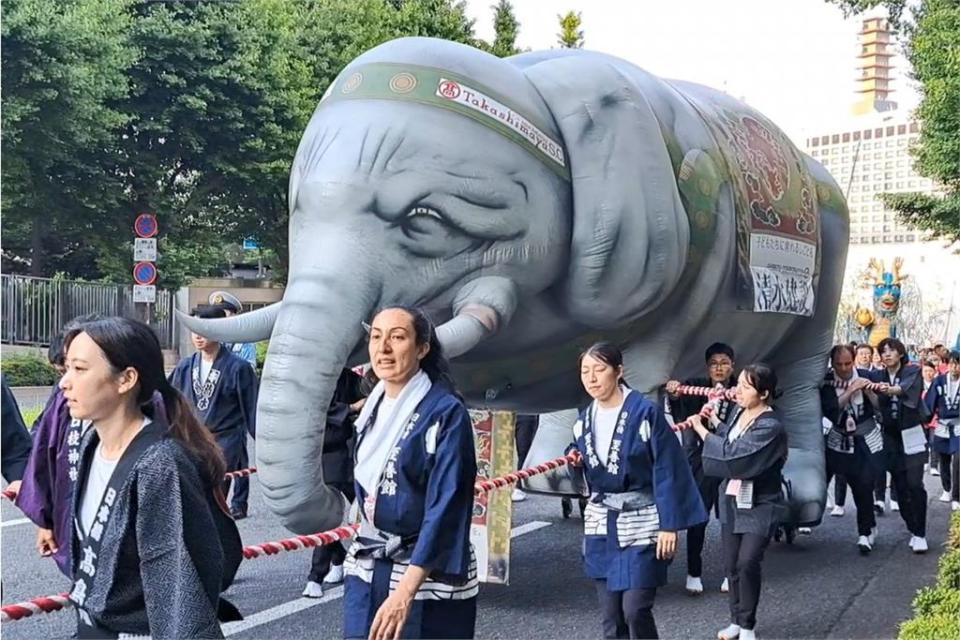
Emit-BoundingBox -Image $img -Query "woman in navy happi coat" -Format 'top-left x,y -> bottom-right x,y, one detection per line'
571,343 -> 706,639
343,307 -> 477,640
924,350 -> 960,508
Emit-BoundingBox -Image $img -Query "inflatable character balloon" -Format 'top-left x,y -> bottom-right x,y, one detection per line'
854,257 -> 906,347
181,38 -> 849,534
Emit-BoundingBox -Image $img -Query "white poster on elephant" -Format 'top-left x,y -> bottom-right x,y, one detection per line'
750,234 -> 816,315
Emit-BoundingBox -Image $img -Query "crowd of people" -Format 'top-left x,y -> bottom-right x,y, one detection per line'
0,301 -> 956,640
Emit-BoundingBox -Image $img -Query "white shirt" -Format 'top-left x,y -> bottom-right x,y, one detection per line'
594,401 -> 625,466
78,418 -> 151,535
199,356 -> 214,383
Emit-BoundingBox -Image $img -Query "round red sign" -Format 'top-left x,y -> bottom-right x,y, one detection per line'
132,261 -> 158,285
134,213 -> 159,238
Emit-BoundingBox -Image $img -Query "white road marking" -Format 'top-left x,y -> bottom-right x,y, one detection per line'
2,518 -> 31,528
223,520 -> 553,637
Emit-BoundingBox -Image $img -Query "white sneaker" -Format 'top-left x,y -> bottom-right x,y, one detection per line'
857,535 -> 872,554
931,467 -> 940,476
685,575 -> 704,594
891,500 -> 900,512
720,577 -> 729,593
799,526 -> 813,535
951,501 -> 960,511
831,505 -> 845,517
323,564 -> 344,585
717,623 -> 740,639
939,490 -> 952,503
874,500 -> 885,515
740,630 -> 756,640
868,527 -> 877,546
301,581 -> 324,598
911,536 -> 928,553
511,488 -> 527,502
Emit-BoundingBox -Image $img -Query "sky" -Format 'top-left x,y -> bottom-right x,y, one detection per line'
462,0 -> 921,145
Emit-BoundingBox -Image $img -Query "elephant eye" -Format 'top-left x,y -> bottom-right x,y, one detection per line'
406,205 -> 443,221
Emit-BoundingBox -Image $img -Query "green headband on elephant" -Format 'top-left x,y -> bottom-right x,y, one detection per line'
318,63 -> 571,181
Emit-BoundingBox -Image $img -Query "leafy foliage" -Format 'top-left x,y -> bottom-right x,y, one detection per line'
827,0 -> 960,242
556,10 -> 584,48
1,354 -> 59,386
1,0 -> 485,288
490,0 -> 521,57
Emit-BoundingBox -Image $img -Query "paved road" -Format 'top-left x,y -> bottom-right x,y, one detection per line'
1,467 -> 952,639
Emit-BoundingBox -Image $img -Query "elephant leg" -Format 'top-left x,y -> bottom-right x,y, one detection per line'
520,409 -> 587,497
765,195 -> 847,526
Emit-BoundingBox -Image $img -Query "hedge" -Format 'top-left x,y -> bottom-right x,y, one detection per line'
1,354 -> 58,387
898,510 -> 960,640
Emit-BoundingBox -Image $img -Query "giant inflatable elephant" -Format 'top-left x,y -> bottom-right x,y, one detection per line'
181,37 -> 849,534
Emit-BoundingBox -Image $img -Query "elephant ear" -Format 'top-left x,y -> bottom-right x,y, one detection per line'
522,55 -> 689,329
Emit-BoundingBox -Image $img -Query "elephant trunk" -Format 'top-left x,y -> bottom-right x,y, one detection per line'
177,302 -> 280,343
257,262 -> 379,534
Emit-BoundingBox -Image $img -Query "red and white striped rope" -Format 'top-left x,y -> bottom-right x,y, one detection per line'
474,452 -> 581,495
224,466 -> 258,480
2,488 -> 16,501
0,592 -> 71,623
241,524 -> 359,560
674,385 -> 737,400
831,379 -> 887,391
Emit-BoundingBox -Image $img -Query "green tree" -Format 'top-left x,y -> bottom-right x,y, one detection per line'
827,0 -> 960,243
1,0 -> 136,277
490,0 -> 520,57
556,10 -> 584,48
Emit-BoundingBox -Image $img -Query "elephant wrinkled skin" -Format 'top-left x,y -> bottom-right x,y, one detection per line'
180,37 -> 847,533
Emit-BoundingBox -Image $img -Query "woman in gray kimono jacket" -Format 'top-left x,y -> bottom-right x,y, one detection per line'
688,363 -> 788,640
60,317 -> 241,639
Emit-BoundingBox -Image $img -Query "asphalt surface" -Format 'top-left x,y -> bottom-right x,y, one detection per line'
1,455 -> 953,640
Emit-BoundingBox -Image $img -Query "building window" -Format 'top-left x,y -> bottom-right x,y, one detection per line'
832,134 -> 840,144
865,129 -> 873,139
907,234 -> 916,241
886,126 -> 895,136
909,122 -> 919,133
883,235 -> 892,242
897,124 -> 906,135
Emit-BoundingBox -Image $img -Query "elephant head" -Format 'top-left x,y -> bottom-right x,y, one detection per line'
180,38 -> 690,533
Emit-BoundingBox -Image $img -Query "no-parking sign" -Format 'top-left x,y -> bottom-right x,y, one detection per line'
134,213 -> 159,238
133,261 -> 157,286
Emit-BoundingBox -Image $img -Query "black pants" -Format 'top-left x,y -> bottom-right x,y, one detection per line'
721,526 -> 771,631
827,467 -> 875,536
874,472 -> 898,504
888,461 -> 927,537
229,444 -> 250,512
686,476 -> 721,577
937,452 -> 960,500
515,414 -> 539,469
308,481 -> 355,582
833,475 -> 847,506
595,581 -> 658,639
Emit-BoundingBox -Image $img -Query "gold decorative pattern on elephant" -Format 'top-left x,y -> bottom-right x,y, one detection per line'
389,72 -> 418,94
318,63 -> 570,181
342,72 -> 363,94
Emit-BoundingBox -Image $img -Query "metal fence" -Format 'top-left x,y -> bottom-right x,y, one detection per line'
1,274 -> 176,349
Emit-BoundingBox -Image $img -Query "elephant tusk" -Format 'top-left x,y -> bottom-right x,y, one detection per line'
435,310 -> 493,359
176,302 -> 281,343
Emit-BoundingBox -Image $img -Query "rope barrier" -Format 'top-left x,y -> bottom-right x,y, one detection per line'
241,524 -> 359,560
0,593 -> 71,623
672,385 -> 737,400
474,452 -> 581,496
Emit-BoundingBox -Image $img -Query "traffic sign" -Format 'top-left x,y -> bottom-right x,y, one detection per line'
133,285 -> 157,303
133,238 -> 157,261
134,213 -> 159,238
132,261 -> 158,285
242,237 -> 259,250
